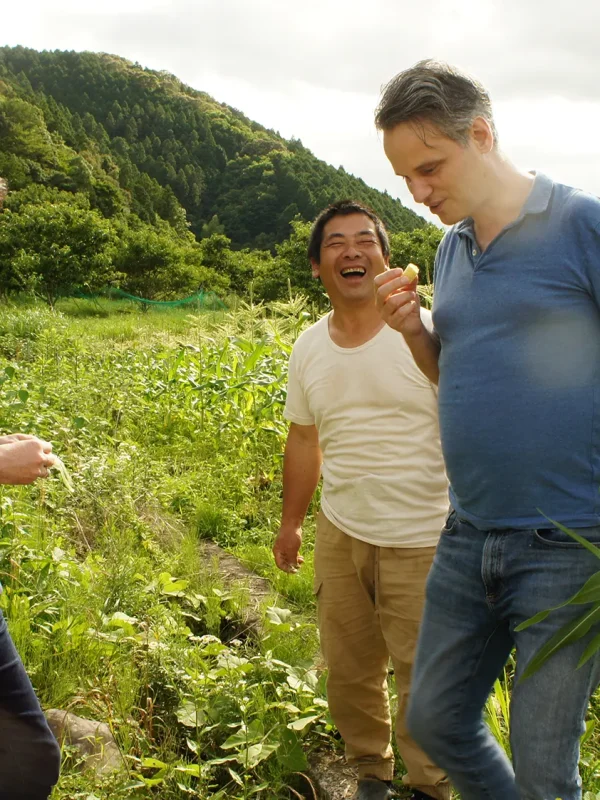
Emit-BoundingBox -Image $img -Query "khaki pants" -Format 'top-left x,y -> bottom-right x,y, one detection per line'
314,512 -> 450,800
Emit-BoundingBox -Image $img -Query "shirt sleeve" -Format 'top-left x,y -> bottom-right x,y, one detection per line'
283,345 -> 315,426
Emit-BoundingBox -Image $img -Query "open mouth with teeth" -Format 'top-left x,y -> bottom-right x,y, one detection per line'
340,267 -> 367,279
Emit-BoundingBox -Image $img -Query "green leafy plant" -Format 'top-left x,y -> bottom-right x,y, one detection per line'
516,518 -> 600,681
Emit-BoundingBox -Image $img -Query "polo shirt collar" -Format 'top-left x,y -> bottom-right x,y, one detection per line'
455,172 -> 554,239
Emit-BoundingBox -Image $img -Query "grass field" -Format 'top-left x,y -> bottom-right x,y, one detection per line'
0,296 -> 598,799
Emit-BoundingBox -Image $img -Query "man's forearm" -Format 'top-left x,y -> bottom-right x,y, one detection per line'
280,430 -> 322,528
404,324 -> 441,385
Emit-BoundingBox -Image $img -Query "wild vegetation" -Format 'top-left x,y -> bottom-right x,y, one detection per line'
0,41 -> 598,800
0,297 -> 596,799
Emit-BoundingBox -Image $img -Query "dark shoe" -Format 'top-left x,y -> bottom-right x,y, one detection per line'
408,791 -> 437,800
352,778 -> 395,800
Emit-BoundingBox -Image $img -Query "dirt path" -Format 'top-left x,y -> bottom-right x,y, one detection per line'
199,539 -> 358,799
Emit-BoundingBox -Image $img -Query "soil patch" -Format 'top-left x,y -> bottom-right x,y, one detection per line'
308,749 -> 357,799
198,539 -> 271,636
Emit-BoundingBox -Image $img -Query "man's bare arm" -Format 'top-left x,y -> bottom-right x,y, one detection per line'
273,422 -> 322,572
403,323 -> 441,385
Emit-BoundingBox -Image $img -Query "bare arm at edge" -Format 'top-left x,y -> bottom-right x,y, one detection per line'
273,422 -> 322,573
404,321 -> 441,385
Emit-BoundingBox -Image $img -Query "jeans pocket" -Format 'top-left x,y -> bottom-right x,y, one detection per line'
533,525 -> 600,548
441,508 -> 458,536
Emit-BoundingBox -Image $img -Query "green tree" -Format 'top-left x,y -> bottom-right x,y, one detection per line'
114,222 -> 228,300
0,201 -> 118,305
252,219 -> 327,305
200,213 -> 225,239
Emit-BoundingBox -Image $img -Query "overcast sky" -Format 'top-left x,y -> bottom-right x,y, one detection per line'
3,0 -> 600,225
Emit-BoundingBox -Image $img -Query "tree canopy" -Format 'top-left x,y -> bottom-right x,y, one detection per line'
0,46 -> 440,305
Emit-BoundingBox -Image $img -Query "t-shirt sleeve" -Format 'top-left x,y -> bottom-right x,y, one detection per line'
421,306 -> 435,334
284,346 -> 315,425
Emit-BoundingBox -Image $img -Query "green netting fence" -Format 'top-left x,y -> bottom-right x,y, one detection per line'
75,286 -> 227,309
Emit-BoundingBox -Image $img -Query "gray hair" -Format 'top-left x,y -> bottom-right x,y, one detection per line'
375,59 -> 497,145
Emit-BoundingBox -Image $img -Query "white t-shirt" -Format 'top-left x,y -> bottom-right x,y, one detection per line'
284,312 -> 449,547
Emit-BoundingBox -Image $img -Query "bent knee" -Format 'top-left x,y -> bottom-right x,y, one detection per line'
407,691 -> 443,751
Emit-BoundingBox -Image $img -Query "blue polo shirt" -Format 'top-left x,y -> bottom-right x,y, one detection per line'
432,173 -> 600,530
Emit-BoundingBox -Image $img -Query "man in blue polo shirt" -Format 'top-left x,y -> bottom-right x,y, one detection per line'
372,60 -> 600,800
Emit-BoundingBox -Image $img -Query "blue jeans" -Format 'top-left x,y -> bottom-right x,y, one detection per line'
407,512 -> 600,800
0,610 -> 60,799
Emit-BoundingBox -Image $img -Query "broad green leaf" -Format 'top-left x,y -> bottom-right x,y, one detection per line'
177,700 -> 204,728
221,720 -> 264,750
107,612 -> 137,636
265,606 -> 292,625
277,727 -> 308,772
265,701 -> 301,714
186,738 -> 199,754
162,581 -> 189,594
141,757 -> 168,769
287,714 -> 320,731
242,741 -> 279,768
227,767 -> 244,787
109,611 -> 138,625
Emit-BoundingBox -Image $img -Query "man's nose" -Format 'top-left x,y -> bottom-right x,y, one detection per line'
409,179 -> 433,204
343,244 -> 361,258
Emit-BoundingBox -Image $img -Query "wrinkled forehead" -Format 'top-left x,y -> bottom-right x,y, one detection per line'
383,122 -> 454,172
322,213 -> 378,241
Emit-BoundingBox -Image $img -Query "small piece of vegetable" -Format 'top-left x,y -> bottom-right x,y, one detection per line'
402,263 -> 419,283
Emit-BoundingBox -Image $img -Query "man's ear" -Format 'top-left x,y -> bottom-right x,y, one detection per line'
470,116 -> 494,154
310,259 -> 320,279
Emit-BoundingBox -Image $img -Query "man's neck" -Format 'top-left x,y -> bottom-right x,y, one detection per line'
471,158 -> 535,251
328,302 -> 384,348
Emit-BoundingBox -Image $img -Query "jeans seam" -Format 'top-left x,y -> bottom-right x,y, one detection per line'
447,625 -> 508,800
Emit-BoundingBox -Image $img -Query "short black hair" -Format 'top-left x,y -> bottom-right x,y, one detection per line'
308,200 -> 390,264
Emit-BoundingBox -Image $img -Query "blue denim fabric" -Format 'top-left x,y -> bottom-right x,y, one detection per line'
407,513 -> 600,800
0,610 -> 60,799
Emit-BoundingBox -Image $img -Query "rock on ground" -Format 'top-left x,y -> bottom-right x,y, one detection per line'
46,709 -> 124,776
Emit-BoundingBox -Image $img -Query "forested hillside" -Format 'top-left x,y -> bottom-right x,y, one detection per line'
0,46 -> 440,304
